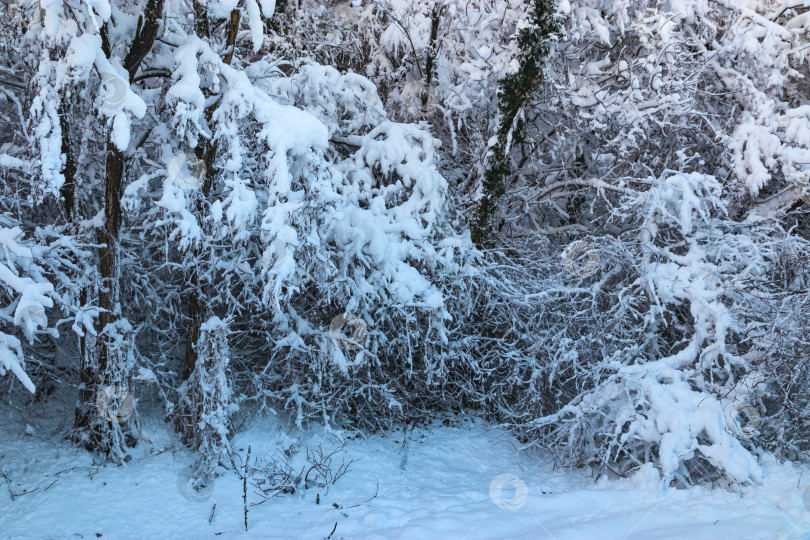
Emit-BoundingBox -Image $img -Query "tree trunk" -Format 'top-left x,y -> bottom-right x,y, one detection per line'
97,141 -> 123,374
58,96 -> 76,221
72,0 -> 165,453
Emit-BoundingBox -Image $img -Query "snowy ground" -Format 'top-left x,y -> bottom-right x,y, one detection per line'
1,407 -> 809,539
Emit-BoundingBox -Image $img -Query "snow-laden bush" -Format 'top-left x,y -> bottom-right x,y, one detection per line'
246,96 -> 473,430
143,15 -> 474,434
460,171 -> 810,486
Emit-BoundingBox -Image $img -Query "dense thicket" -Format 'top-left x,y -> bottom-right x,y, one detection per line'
1,0 -> 808,488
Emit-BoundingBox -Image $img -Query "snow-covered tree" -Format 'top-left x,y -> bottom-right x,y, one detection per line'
2,0 -> 808,488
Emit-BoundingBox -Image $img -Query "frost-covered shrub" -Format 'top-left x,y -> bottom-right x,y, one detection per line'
246,114 -> 474,430
249,439 -> 355,500
137,9 -> 475,432
462,172 -> 810,487
733,242 -> 810,463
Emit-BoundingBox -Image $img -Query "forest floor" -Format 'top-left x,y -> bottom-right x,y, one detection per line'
1,402 -> 809,539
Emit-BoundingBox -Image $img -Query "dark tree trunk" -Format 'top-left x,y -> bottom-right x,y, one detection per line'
73,0 -> 165,450
96,141 -> 123,371
58,96 -> 76,221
